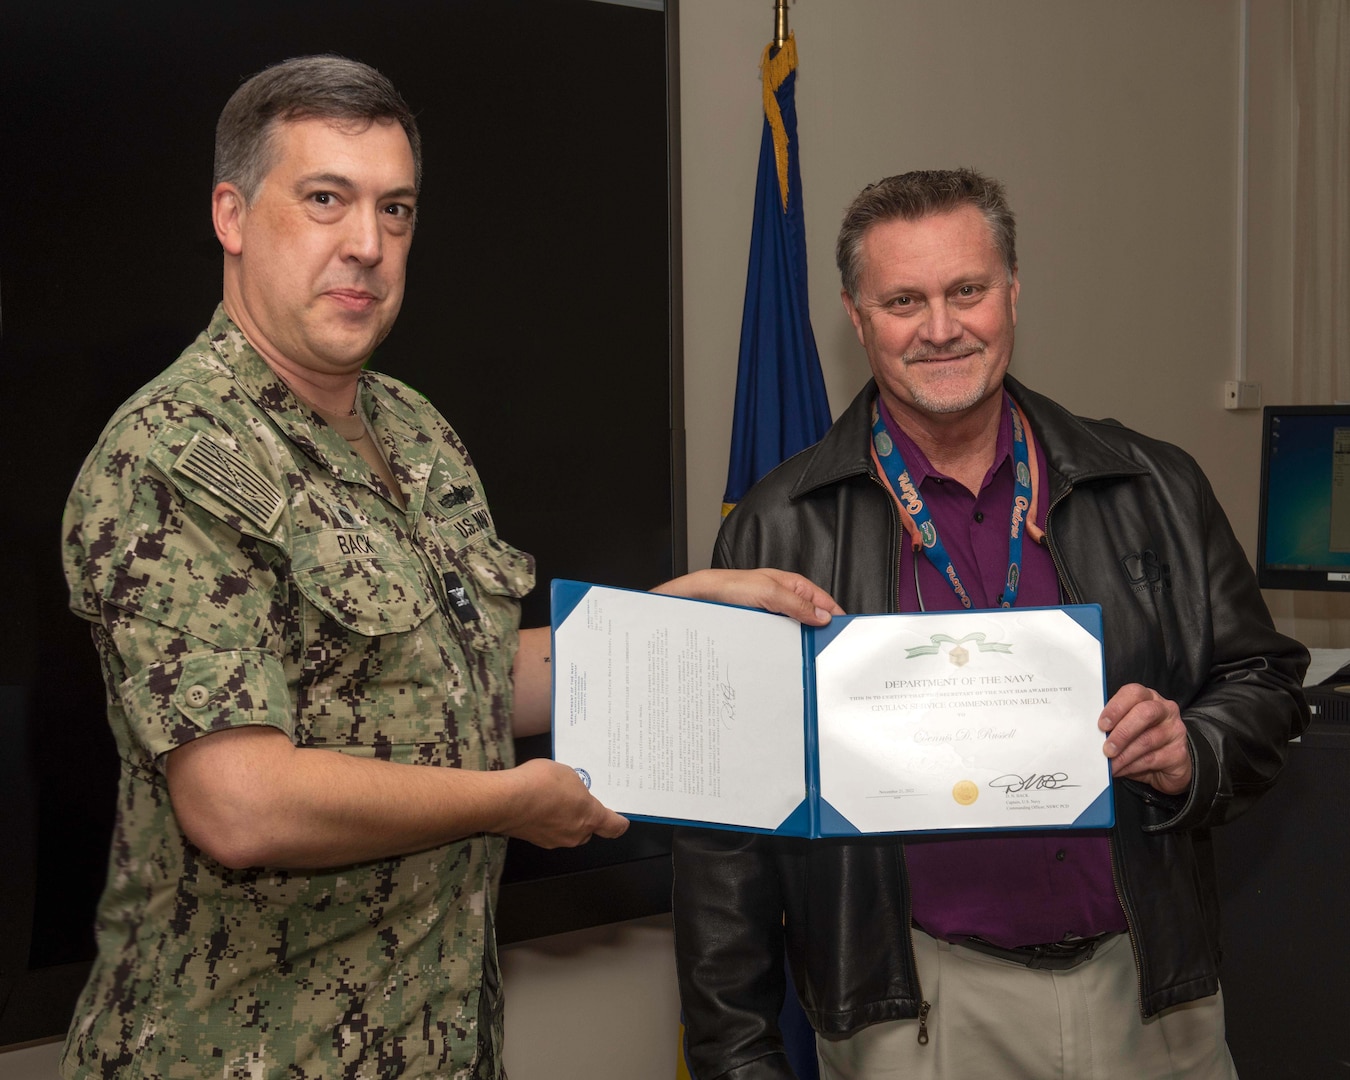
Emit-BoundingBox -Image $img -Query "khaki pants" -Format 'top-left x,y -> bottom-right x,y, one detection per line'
817,930 -> 1238,1080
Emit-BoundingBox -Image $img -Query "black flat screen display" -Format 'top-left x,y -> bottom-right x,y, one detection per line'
1256,405 -> 1350,592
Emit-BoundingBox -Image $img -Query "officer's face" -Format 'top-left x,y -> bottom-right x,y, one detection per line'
215,117 -> 417,378
842,206 -> 1019,434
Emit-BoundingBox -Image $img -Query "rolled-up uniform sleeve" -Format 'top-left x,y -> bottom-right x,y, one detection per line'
108,635 -> 294,765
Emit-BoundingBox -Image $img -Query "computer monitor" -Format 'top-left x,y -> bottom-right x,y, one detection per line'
1256,404 -> 1350,592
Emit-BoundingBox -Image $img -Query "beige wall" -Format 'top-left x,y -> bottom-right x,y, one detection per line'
1239,0 -> 1350,645
680,0 -> 1332,639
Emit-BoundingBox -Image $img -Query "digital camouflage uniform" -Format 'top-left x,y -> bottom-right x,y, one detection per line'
61,306 -> 534,1080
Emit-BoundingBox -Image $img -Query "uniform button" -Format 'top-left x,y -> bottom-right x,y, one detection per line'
974,511 -> 985,523
1055,849 -> 1067,861
184,684 -> 211,708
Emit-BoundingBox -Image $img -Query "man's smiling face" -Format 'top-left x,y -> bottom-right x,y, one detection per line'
842,204 -> 1020,433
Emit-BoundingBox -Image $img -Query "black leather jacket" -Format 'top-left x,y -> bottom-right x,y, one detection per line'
673,378 -> 1309,1080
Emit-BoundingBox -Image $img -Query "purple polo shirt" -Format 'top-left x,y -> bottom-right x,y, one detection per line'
879,394 -> 1127,948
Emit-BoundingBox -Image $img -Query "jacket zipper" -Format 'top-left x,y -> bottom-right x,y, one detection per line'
862,401 -> 1151,1035
875,470 -> 933,1044
1043,485 -> 1146,1018
866,470 -> 904,616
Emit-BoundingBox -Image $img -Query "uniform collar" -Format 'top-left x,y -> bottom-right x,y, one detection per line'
205,304 -> 434,514
875,390 -> 1016,492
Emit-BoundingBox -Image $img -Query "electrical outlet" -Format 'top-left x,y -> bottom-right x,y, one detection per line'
1224,381 -> 1262,410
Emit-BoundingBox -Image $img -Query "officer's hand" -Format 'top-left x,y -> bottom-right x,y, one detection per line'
653,568 -> 845,625
1098,683 -> 1192,794
499,758 -> 629,848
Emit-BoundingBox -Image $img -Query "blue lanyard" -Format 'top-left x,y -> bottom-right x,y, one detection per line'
871,399 -> 1034,609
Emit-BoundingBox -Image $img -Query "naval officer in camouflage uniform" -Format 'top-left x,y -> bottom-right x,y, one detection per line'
61,56 -> 842,1080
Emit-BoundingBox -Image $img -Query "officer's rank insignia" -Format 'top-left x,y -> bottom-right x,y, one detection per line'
442,571 -> 481,623
172,432 -> 284,532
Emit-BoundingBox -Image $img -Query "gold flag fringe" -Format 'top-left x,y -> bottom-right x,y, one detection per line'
760,33 -> 798,212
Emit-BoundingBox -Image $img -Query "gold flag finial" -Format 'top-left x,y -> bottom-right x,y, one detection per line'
774,0 -> 789,49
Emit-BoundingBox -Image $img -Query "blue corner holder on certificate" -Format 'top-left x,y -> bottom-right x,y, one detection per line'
550,579 -> 1113,836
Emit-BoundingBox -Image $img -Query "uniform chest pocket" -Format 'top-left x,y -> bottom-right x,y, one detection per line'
290,528 -> 437,636
288,528 -> 459,755
444,535 -> 535,649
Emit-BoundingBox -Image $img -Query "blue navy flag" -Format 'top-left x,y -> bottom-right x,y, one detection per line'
721,32 -> 831,518
680,33 -> 826,1080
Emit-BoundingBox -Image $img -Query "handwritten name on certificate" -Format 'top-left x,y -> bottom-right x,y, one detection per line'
813,608 -> 1109,832
553,585 -> 808,831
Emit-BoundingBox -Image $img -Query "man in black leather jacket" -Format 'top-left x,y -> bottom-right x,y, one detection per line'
673,170 -> 1309,1080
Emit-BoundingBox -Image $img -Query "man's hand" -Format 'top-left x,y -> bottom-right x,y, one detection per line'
495,758 -> 629,848
1098,683 -> 1192,794
652,568 -> 844,625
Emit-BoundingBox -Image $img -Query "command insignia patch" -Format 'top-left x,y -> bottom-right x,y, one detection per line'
172,432 -> 285,533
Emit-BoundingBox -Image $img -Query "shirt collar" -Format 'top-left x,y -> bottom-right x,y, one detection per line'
876,390 -> 1016,492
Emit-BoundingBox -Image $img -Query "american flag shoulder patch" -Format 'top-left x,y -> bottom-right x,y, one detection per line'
171,432 -> 284,533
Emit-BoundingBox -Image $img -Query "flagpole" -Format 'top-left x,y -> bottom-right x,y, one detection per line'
774,0 -> 788,48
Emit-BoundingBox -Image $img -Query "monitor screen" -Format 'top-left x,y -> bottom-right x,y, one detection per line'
1257,405 -> 1350,591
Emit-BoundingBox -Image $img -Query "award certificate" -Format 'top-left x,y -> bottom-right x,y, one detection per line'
551,580 -> 1112,836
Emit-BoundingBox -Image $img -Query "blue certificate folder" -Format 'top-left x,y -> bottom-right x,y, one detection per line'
551,579 -> 1114,837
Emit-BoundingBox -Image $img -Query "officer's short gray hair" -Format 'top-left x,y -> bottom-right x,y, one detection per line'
214,54 -> 421,207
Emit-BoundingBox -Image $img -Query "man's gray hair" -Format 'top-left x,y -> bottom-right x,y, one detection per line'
836,168 -> 1017,301
214,54 -> 422,206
